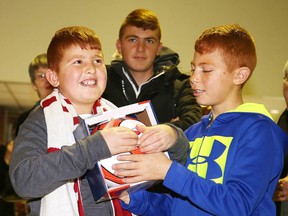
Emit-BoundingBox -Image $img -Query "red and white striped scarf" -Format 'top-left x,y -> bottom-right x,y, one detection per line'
39,89 -> 116,216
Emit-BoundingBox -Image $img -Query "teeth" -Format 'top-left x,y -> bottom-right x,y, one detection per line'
194,89 -> 203,93
82,80 -> 96,85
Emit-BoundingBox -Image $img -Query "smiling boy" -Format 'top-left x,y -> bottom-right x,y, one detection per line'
9,26 -> 189,216
9,26 -> 139,216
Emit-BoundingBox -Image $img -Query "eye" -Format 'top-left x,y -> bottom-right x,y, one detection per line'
128,37 -> 137,43
202,69 -> 213,73
201,67 -> 213,73
145,39 -> 156,44
73,59 -> 83,64
94,58 -> 103,64
190,65 -> 196,73
35,73 -> 46,80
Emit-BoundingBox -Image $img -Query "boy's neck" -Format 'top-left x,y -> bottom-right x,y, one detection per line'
211,98 -> 244,120
74,103 -> 94,115
130,70 -> 154,86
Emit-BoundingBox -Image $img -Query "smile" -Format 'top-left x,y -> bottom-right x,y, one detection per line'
193,89 -> 204,93
81,80 -> 97,86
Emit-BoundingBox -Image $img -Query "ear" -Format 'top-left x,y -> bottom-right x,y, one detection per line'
45,69 -> 59,87
116,39 -> 122,54
233,67 -> 251,86
31,82 -> 37,91
157,42 -> 163,55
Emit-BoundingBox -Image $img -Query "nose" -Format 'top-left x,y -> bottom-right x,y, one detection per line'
85,63 -> 97,74
189,74 -> 199,85
136,40 -> 145,52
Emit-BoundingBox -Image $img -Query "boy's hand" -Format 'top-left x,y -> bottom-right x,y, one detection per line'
119,191 -> 130,204
112,152 -> 172,183
101,119 -> 138,155
136,124 -> 177,153
273,176 -> 288,202
4,140 -> 14,165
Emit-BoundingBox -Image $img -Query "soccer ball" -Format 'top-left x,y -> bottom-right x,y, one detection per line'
91,117 -> 145,188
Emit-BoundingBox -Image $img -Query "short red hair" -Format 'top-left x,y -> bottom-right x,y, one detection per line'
47,26 -> 102,72
195,24 -> 257,75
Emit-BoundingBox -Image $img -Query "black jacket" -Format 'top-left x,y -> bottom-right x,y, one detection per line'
275,109 -> 288,216
103,47 -> 201,131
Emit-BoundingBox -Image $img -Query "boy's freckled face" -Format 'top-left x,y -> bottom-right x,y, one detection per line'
56,45 -> 107,107
190,49 -> 236,108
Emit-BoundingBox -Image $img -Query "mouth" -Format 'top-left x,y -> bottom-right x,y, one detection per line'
134,56 -> 146,60
193,89 -> 205,96
193,89 -> 204,93
80,79 -> 97,86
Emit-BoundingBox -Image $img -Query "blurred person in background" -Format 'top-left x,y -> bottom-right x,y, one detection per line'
14,53 -> 54,136
274,60 -> 288,216
0,140 -> 14,216
0,53 -> 53,215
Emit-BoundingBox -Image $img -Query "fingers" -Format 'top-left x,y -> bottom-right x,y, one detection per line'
7,140 -> 14,152
137,125 -> 177,153
273,181 -> 288,201
122,176 -> 145,184
281,180 -> 288,189
119,191 -> 130,204
137,128 -> 162,152
102,118 -> 115,129
117,142 -> 138,155
101,127 -> 139,155
103,154 -> 144,183
170,116 -> 179,122
273,189 -> 287,202
135,124 -> 145,134
112,153 -> 171,182
139,134 -> 168,153
137,126 -> 156,144
116,153 -> 142,163
112,154 -> 143,178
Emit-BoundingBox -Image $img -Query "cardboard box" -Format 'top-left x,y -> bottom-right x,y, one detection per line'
85,100 -> 159,203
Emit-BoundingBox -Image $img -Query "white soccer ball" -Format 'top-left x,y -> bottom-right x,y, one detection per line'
93,117 -> 145,188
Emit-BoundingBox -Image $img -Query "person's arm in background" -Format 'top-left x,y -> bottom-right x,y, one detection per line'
4,140 -> 13,165
274,175 -> 288,202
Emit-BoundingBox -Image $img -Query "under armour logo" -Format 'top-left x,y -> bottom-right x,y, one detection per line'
187,136 -> 233,183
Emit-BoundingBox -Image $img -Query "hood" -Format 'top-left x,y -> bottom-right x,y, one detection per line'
154,46 -> 180,72
110,46 -> 180,72
228,103 -> 273,120
109,46 -> 184,83
202,103 -> 274,127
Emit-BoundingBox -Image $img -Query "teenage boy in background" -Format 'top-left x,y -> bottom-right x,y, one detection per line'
113,24 -> 287,216
103,8 -> 202,131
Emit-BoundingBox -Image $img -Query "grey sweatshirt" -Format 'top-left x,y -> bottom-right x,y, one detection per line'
9,106 -> 189,216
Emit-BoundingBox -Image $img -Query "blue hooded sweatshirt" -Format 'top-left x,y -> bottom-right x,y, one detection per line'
122,103 -> 288,216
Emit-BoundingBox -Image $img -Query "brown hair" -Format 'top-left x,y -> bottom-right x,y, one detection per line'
47,26 -> 102,71
284,60 -> 288,79
195,24 -> 257,74
119,9 -> 161,40
28,53 -> 48,83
